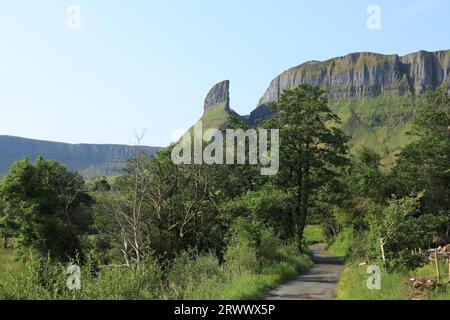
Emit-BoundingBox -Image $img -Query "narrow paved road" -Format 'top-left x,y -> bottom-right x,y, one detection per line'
266,244 -> 343,300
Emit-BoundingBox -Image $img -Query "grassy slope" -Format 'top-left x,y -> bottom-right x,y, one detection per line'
183,103 -> 232,141
197,103 -> 232,130
330,94 -> 422,165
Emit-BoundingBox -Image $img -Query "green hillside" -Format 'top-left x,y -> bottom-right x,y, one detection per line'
329,94 -> 424,164
198,102 -> 232,130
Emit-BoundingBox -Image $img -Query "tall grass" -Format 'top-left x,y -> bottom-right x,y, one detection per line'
336,264 -> 409,300
0,227 -> 313,300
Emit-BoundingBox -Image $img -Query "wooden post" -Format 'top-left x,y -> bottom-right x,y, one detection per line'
434,249 -> 440,283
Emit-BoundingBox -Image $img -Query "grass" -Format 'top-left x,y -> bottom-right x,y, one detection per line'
303,225 -> 325,245
328,94 -> 423,166
197,103 -> 232,130
191,255 -> 313,300
0,248 -> 21,276
328,229 -> 410,300
336,263 -> 410,300
0,243 -> 313,300
329,229 -> 449,300
409,262 -> 450,300
0,248 -> 15,269
336,262 -> 450,300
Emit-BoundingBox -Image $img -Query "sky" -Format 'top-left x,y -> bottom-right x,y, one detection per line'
0,0 -> 449,147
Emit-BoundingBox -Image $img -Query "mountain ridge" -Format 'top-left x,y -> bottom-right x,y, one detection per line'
0,135 -> 162,179
2,49 -> 449,178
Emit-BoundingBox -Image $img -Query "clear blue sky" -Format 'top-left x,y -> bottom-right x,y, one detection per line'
0,0 -> 449,146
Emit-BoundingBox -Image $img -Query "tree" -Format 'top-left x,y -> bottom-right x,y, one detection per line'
366,194 -> 446,270
392,86 -> 450,238
96,146 -> 221,263
0,157 -> 93,261
263,84 -> 349,245
0,201 -> 18,249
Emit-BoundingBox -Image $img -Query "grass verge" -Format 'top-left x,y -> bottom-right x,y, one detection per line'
329,230 -> 449,300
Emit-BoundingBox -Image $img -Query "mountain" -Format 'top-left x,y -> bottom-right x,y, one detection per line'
257,50 -> 450,105
4,49 -> 448,178
0,135 -> 162,179
198,49 -> 450,162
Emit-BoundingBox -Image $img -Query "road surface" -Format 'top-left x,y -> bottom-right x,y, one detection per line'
266,244 -> 343,300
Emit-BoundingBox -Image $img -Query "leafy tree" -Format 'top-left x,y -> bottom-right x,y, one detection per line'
348,148 -> 386,201
391,86 -> 450,238
366,194 -> 446,271
220,185 -> 295,240
263,84 -> 349,245
0,157 -> 93,261
96,148 -> 223,262
0,201 -> 18,248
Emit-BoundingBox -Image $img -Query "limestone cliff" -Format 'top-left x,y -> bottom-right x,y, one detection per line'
232,49 -> 449,160
204,80 -> 230,111
249,50 -> 450,124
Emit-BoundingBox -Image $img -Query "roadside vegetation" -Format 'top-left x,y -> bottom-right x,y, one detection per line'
326,87 -> 450,300
0,84 -> 344,300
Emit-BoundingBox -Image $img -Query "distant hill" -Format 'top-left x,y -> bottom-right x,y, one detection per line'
0,136 -> 162,179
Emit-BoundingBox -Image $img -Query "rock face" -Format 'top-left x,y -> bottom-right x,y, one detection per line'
235,49 -> 450,157
0,135 -> 161,179
204,80 -> 230,111
250,50 -> 450,124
